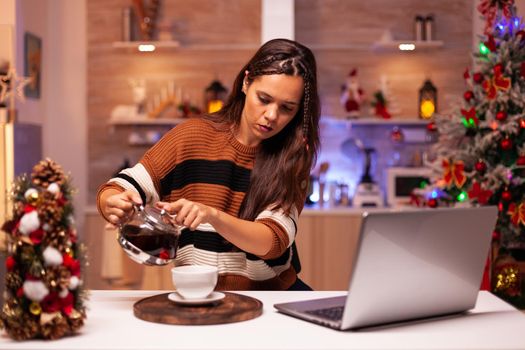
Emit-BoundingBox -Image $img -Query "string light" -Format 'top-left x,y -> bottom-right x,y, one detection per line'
457,191 -> 468,202
479,42 -> 490,56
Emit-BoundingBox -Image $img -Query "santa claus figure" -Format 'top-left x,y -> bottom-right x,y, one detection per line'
340,69 -> 365,118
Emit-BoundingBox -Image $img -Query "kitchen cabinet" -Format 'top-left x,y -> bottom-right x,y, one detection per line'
84,207 -> 367,291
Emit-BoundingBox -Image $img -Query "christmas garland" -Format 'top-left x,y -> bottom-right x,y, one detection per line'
1,158 -> 88,340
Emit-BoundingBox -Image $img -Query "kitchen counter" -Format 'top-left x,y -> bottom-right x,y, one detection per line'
1,290 -> 524,349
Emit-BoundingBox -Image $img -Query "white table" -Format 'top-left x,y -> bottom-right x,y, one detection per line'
1,291 -> 524,349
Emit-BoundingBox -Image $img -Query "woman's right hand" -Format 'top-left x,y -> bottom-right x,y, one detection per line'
103,190 -> 142,225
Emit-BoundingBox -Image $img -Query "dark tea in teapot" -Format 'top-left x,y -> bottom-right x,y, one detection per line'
117,205 -> 181,266
121,224 -> 178,260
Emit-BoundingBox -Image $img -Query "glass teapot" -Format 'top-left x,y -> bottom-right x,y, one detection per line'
118,204 -> 181,266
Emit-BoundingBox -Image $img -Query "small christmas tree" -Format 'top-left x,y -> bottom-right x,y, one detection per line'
1,158 -> 87,340
417,0 -> 525,308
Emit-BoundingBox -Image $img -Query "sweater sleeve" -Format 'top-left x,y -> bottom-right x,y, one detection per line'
255,206 -> 298,259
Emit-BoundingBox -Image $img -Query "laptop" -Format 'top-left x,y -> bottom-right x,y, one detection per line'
274,206 -> 498,330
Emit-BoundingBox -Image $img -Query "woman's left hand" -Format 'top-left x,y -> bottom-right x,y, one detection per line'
156,199 -> 217,230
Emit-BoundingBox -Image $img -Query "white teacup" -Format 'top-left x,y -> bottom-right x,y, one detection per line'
171,265 -> 218,299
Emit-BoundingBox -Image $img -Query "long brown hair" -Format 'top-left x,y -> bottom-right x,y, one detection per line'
206,38 -> 320,220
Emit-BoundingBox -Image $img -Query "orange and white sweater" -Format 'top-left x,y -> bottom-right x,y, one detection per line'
97,118 -> 301,290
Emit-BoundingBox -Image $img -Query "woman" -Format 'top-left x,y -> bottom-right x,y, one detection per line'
97,38 -> 320,290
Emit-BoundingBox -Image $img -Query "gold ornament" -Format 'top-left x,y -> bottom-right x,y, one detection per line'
29,302 -> 42,315
25,191 -> 40,206
495,266 -> 520,293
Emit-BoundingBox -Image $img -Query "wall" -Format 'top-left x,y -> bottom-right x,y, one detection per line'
87,0 -> 477,204
6,0 -> 88,236
87,0 -> 261,203
296,0 -> 474,118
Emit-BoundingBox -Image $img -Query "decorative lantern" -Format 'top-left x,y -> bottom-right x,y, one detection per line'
204,79 -> 227,114
419,79 -> 437,119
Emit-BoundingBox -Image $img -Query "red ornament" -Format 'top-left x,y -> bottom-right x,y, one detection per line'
501,190 -> 512,201
29,228 -> 44,245
390,127 -> 404,143
473,72 -> 484,84
426,122 -> 437,132
463,68 -> 470,80
520,119 -> 525,129
463,90 -> 474,102
517,30 -> 525,41
6,256 -> 15,271
427,198 -> 438,208
475,160 -> 487,173
517,155 -> 525,166
496,111 -> 507,121
500,137 -> 512,150
484,35 -> 497,52
492,231 -> 501,241
494,63 -> 504,74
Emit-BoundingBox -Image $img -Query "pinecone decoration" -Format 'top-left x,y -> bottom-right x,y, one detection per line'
43,266 -> 71,291
31,158 -> 65,188
67,310 -> 85,333
38,192 -> 64,229
41,313 -> 69,340
5,272 -> 23,292
2,313 -> 40,341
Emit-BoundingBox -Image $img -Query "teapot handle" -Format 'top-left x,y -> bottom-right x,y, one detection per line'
117,203 -> 144,230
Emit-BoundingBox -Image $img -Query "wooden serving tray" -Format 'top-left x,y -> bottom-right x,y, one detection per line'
133,292 -> 263,325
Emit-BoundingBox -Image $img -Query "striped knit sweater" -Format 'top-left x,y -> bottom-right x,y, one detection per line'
97,117 -> 301,290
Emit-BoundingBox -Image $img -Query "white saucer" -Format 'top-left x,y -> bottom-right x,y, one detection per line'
167,291 -> 225,306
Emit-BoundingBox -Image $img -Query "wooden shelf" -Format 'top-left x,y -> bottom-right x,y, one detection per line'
372,40 -> 444,51
112,41 -> 181,51
322,116 -> 432,127
108,116 -> 185,126
112,41 -> 258,52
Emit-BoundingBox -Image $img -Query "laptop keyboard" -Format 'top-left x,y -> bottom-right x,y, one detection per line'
305,306 -> 344,321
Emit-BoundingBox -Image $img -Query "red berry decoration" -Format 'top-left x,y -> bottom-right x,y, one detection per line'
426,122 -> 437,132
475,160 -> 487,173
501,137 -> 512,150
463,90 -> 474,102
427,198 -> 438,208
517,155 -> 525,166
494,63 -> 504,74
520,119 -> 525,129
6,256 -> 15,271
473,72 -> 484,84
496,111 -> 507,121
501,190 -> 512,201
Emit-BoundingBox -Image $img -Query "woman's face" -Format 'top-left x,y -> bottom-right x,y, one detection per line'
237,73 -> 304,147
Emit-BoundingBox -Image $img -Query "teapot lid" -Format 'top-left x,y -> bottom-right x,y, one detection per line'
137,205 -> 179,234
